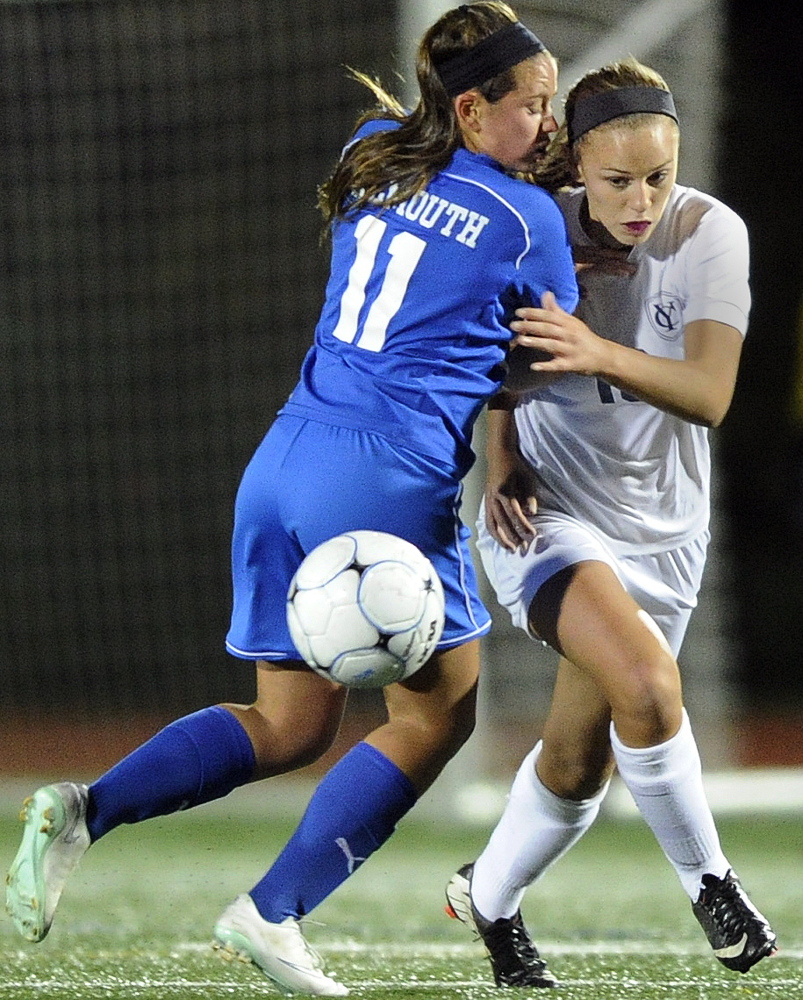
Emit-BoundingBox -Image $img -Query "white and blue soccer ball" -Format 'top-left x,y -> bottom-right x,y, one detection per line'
286,530 -> 445,688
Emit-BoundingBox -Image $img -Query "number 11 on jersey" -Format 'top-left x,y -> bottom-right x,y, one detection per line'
332,215 -> 426,352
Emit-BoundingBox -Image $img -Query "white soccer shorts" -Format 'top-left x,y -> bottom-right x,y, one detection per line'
476,507 -> 709,657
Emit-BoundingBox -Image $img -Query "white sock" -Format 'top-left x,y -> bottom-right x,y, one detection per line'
471,741 -> 609,921
610,709 -> 730,899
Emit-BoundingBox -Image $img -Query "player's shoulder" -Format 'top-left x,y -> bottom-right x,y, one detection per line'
666,184 -> 747,238
342,117 -> 402,156
642,184 -> 748,263
552,186 -> 584,228
442,150 -> 564,225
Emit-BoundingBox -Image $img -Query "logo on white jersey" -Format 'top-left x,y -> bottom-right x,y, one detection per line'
645,293 -> 683,340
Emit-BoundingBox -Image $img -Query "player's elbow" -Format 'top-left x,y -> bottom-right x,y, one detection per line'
689,408 -> 726,430
692,384 -> 735,428
701,395 -> 733,429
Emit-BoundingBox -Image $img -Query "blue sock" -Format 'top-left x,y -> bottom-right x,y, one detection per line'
250,741 -> 417,921
86,706 -> 256,842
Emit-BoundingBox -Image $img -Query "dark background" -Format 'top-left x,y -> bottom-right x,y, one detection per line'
0,0 -> 801,742
0,0 -> 396,717
718,0 -> 803,707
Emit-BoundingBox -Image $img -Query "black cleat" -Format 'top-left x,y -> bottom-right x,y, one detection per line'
445,863 -> 558,988
692,870 -> 777,973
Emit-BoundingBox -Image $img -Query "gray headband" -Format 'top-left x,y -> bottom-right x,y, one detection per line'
568,86 -> 678,145
435,20 -> 546,99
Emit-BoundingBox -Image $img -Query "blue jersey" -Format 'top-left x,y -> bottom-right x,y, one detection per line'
227,123 -> 579,661
282,122 -> 578,478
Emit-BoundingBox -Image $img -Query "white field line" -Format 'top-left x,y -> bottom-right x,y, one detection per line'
124,940 -> 803,960
451,769 -> 803,824
3,770 -> 803,825
324,941 -> 803,959
0,984 -> 801,993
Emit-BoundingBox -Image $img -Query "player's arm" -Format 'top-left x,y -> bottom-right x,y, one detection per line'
485,400 -> 539,551
511,294 -> 743,428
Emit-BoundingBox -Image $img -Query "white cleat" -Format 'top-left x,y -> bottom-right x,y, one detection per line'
5,782 -> 91,942
213,894 -> 349,996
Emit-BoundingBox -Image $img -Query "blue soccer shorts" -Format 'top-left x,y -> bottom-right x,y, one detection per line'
225,413 -> 491,661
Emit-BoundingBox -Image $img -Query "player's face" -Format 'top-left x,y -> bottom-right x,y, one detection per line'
576,118 -> 679,246
462,53 -> 559,172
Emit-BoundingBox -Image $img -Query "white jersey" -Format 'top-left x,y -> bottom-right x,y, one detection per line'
509,183 -> 750,555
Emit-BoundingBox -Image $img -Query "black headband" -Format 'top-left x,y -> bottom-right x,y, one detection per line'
568,86 -> 678,144
435,20 -> 546,99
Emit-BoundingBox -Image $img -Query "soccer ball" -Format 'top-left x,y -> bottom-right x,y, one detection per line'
286,530 -> 445,688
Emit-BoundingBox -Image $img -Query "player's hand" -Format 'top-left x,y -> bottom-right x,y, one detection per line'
485,461 -> 539,552
510,291 -> 609,377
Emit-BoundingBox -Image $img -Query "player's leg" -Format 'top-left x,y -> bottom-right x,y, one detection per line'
469,656 -> 613,921
533,561 -> 776,972
5,662 -> 347,943
238,429 -> 489,924
223,660 -> 348,779
213,420 -> 487,990
369,637 -> 479,790
531,561 -> 683,747
214,641 -> 478,996
88,661 -> 348,837
446,658 -> 612,988
243,639 -> 478,924
532,560 -> 730,883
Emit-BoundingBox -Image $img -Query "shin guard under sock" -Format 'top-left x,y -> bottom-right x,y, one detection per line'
87,705 -> 256,841
472,741 -> 609,921
249,741 -> 417,921
611,710 -> 729,898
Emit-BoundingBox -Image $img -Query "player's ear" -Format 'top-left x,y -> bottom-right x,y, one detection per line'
454,90 -> 483,134
573,160 -> 586,186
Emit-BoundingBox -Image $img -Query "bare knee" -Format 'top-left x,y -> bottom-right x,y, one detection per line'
538,737 -> 614,800
427,694 -> 476,755
369,643 -> 480,792
223,661 -> 349,779
609,648 -> 683,747
223,701 -> 344,778
388,688 -> 476,760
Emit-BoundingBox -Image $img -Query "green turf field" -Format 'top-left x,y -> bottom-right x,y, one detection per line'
1,784 -> 800,999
